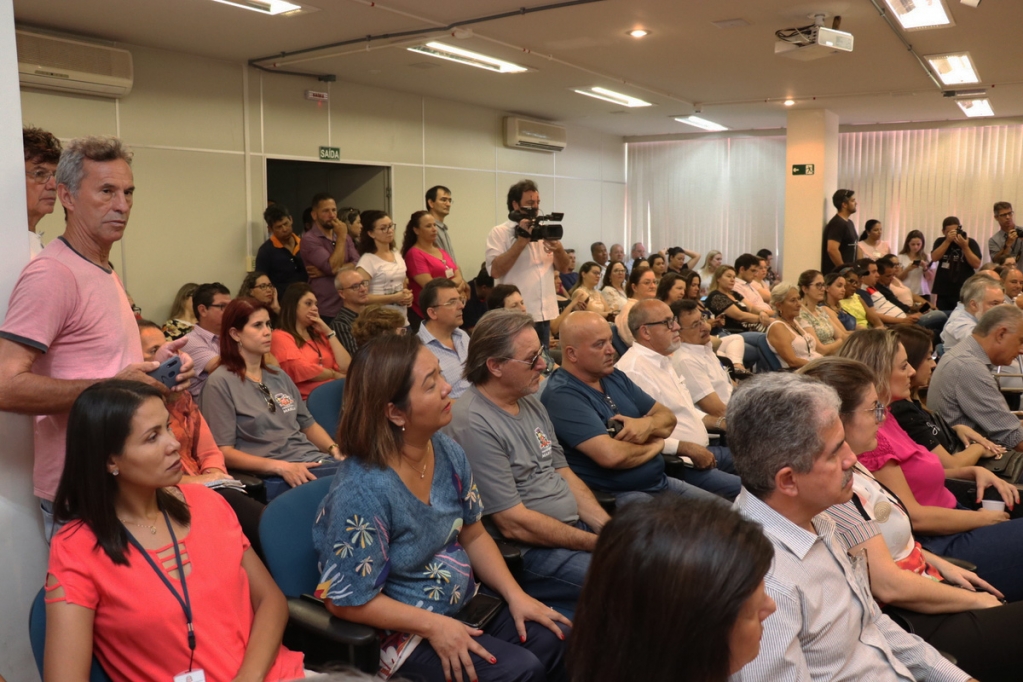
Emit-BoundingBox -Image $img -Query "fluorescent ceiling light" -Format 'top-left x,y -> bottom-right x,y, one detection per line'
674,116 -> 728,132
628,29 -> 650,38
407,42 -> 527,73
883,0 -> 954,30
784,99 -> 795,106
926,52 -> 980,85
957,98 -> 994,117
574,87 -> 652,108
211,0 -> 302,15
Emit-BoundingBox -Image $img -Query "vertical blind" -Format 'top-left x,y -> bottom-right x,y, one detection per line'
627,125 -> 1023,267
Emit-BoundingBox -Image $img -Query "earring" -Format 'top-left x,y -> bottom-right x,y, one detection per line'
401,425 -> 406,432
111,468 -> 120,476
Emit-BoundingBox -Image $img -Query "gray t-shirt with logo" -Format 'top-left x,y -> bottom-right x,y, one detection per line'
445,386 -> 578,524
201,365 -> 322,462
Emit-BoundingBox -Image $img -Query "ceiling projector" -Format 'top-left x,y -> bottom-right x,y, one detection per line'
775,25 -> 854,61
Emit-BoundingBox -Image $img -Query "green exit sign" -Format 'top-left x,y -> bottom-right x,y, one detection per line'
319,146 -> 341,161
792,163 -> 815,175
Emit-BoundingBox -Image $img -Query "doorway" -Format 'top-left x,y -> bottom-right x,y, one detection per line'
266,159 -> 391,235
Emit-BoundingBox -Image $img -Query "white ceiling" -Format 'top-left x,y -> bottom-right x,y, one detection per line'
14,0 -> 1023,137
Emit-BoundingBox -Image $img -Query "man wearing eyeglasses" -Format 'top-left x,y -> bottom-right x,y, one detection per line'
989,201 -> 1023,264
446,309 -> 608,614
23,126 -> 61,258
330,268 -> 369,356
181,282 -> 232,400
671,299 -> 734,420
821,189 -> 858,274
417,278 -> 471,399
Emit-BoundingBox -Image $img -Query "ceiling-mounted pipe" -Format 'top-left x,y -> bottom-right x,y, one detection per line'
866,0 -> 945,91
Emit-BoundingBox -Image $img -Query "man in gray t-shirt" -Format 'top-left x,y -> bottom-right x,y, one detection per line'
444,309 -> 609,613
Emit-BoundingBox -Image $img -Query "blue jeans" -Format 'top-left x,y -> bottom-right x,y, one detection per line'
674,445 -> 741,500
614,473 -> 729,508
919,515 -> 1023,603
916,309 -> 948,335
535,321 -> 551,350
261,457 -> 342,501
517,521 -> 593,618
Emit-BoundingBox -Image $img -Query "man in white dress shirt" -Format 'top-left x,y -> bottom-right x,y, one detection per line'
728,373 -> 972,682
671,299 -> 733,420
485,179 -> 570,349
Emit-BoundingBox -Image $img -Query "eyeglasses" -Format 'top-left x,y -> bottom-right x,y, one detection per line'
501,346 -> 554,376
255,381 -> 277,413
431,298 -> 464,310
207,303 -> 229,310
679,318 -> 705,331
810,282 -> 826,289
338,281 -> 369,292
997,211 -> 1015,220
253,283 -> 274,291
26,168 -> 57,184
375,224 -> 396,232
844,401 -> 885,424
641,317 -> 679,331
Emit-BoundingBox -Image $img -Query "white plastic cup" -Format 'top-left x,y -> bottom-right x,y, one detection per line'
982,500 -> 1007,512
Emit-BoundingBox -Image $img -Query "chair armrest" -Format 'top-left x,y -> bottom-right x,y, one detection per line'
943,477 -> 979,509
226,469 -> 268,504
590,488 -> 616,514
662,453 -> 692,481
480,516 -> 523,576
289,596 -> 379,647
939,555 -> 978,573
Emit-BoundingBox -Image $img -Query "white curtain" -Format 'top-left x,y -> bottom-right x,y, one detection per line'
626,137 -> 786,267
627,124 -> 1023,268
840,126 -> 1023,259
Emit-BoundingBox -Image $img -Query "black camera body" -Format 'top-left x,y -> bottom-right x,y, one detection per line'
509,208 -> 564,242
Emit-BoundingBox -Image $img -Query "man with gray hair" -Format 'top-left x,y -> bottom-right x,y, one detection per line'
624,241 -> 646,272
330,267 -> 369,356
930,305 -> 1023,452
729,373 -> 972,682
0,136 -> 194,539
445,309 -> 609,613
940,273 -> 1006,350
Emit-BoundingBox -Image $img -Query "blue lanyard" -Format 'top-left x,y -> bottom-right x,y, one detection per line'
122,509 -> 196,666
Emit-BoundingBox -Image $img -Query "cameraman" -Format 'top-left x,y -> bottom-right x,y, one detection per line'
989,201 -> 1023,263
932,216 -> 982,314
486,179 -> 570,347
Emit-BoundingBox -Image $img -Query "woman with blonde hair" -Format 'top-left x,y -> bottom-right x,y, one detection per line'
698,250 -> 723,292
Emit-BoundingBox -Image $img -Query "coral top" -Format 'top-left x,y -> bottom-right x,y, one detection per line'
47,484 -> 304,682
271,328 -> 339,400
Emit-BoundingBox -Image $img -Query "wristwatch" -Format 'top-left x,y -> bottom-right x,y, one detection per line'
326,330 -> 337,339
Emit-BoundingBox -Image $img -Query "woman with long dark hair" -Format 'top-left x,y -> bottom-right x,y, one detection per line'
401,209 -> 468,332
238,270 -> 280,327
599,259 -> 628,317
45,380 -> 304,682
357,209 -> 413,326
858,219 -> 891,260
270,282 -> 350,400
898,229 -> 933,296
313,334 -> 570,681
568,496 -> 775,682
202,297 -> 343,500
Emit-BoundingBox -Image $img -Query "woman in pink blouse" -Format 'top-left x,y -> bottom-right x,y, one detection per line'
270,285 -> 350,400
401,210 -> 468,332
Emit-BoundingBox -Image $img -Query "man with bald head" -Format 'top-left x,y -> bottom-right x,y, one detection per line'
330,267 -> 370,356
616,299 -> 740,499
540,311 -> 722,506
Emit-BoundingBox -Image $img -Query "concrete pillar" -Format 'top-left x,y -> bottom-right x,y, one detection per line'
0,1 -> 48,680
782,109 -> 839,281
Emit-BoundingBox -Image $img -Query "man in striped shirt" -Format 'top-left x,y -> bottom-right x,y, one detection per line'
727,374 -> 972,682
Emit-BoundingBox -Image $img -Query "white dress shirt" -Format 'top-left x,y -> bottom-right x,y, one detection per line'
732,489 -> 969,682
940,303 -> 977,350
672,342 -> 733,405
485,220 -> 558,322
616,342 -> 710,449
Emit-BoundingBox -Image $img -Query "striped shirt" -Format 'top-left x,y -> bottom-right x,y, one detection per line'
928,335 -> 1023,449
732,488 -> 968,682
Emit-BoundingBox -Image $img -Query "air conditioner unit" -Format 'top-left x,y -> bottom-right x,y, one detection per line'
17,30 -> 133,99
504,117 -> 567,152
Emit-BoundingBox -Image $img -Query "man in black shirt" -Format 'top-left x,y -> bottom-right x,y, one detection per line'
461,264 -> 494,334
932,216 -> 982,313
254,204 -> 307,300
821,188 -> 858,274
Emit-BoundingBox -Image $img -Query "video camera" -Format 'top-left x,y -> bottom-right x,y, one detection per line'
509,208 -> 564,242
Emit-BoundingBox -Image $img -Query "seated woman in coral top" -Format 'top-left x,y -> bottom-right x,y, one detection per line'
270,283 -> 350,400
45,380 -> 305,682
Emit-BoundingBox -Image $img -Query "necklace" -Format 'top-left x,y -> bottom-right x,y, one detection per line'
403,442 -> 432,479
120,517 -> 158,535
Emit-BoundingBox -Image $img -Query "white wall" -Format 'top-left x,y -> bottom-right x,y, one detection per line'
21,42 -> 626,322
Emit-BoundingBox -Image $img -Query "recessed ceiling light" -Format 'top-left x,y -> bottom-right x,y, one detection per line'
211,0 -> 302,15
883,0 -> 954,31
407,42 -> 527,73
926,52 -> 980,85
674,116 -> 728,132
628,29 -> 650,38
784,99 -> 795,106
574,87 -> 653,108
957,98 -> 994,117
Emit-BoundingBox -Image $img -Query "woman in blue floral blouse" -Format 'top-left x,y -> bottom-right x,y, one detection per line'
313,334 -> 570,682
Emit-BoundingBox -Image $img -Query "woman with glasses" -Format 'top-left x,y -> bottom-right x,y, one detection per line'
238,270 -> 281,327
314,334 -> 570,681
201,297 -> 343,501
270,283 -> 350,401
765,283 -> 821,369
402,210 -> 469,334
800,357 -> 1023,681
357,209 -> 414,327
837,328 -> 1023,601
795,270 -> 847,355
615,266 -> 659,347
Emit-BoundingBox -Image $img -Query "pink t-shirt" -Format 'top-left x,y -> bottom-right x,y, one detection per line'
0,238 -> 142,500
404,246 -> 457,318
47,484 -> 305,682
858,408 -> 957,509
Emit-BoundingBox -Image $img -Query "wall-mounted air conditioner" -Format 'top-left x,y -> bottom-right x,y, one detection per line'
17,30 -> 133,99
504,117 -> 567,152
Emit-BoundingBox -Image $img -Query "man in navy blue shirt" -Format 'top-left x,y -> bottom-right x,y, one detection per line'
255,204 -> 307,301
540,311 -> 722,506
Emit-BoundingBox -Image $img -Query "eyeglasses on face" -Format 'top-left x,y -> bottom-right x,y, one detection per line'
641,317 -> 679,331
26,168 -> 57,184
431,298 -> 464,310
679,318 -> 705,331
501,346 -> 554,376
339,281 -> 369,292
997,211 -> 1015,220
255,381 -> 277,413
207,303 -> 229,310
844,401 -> 885,424
253,283 -> 274,291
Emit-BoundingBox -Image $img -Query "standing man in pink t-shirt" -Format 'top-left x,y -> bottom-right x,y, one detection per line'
0,136 -> 194,539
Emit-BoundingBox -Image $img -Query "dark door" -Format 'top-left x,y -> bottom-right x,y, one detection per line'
266,159 -> 391,235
